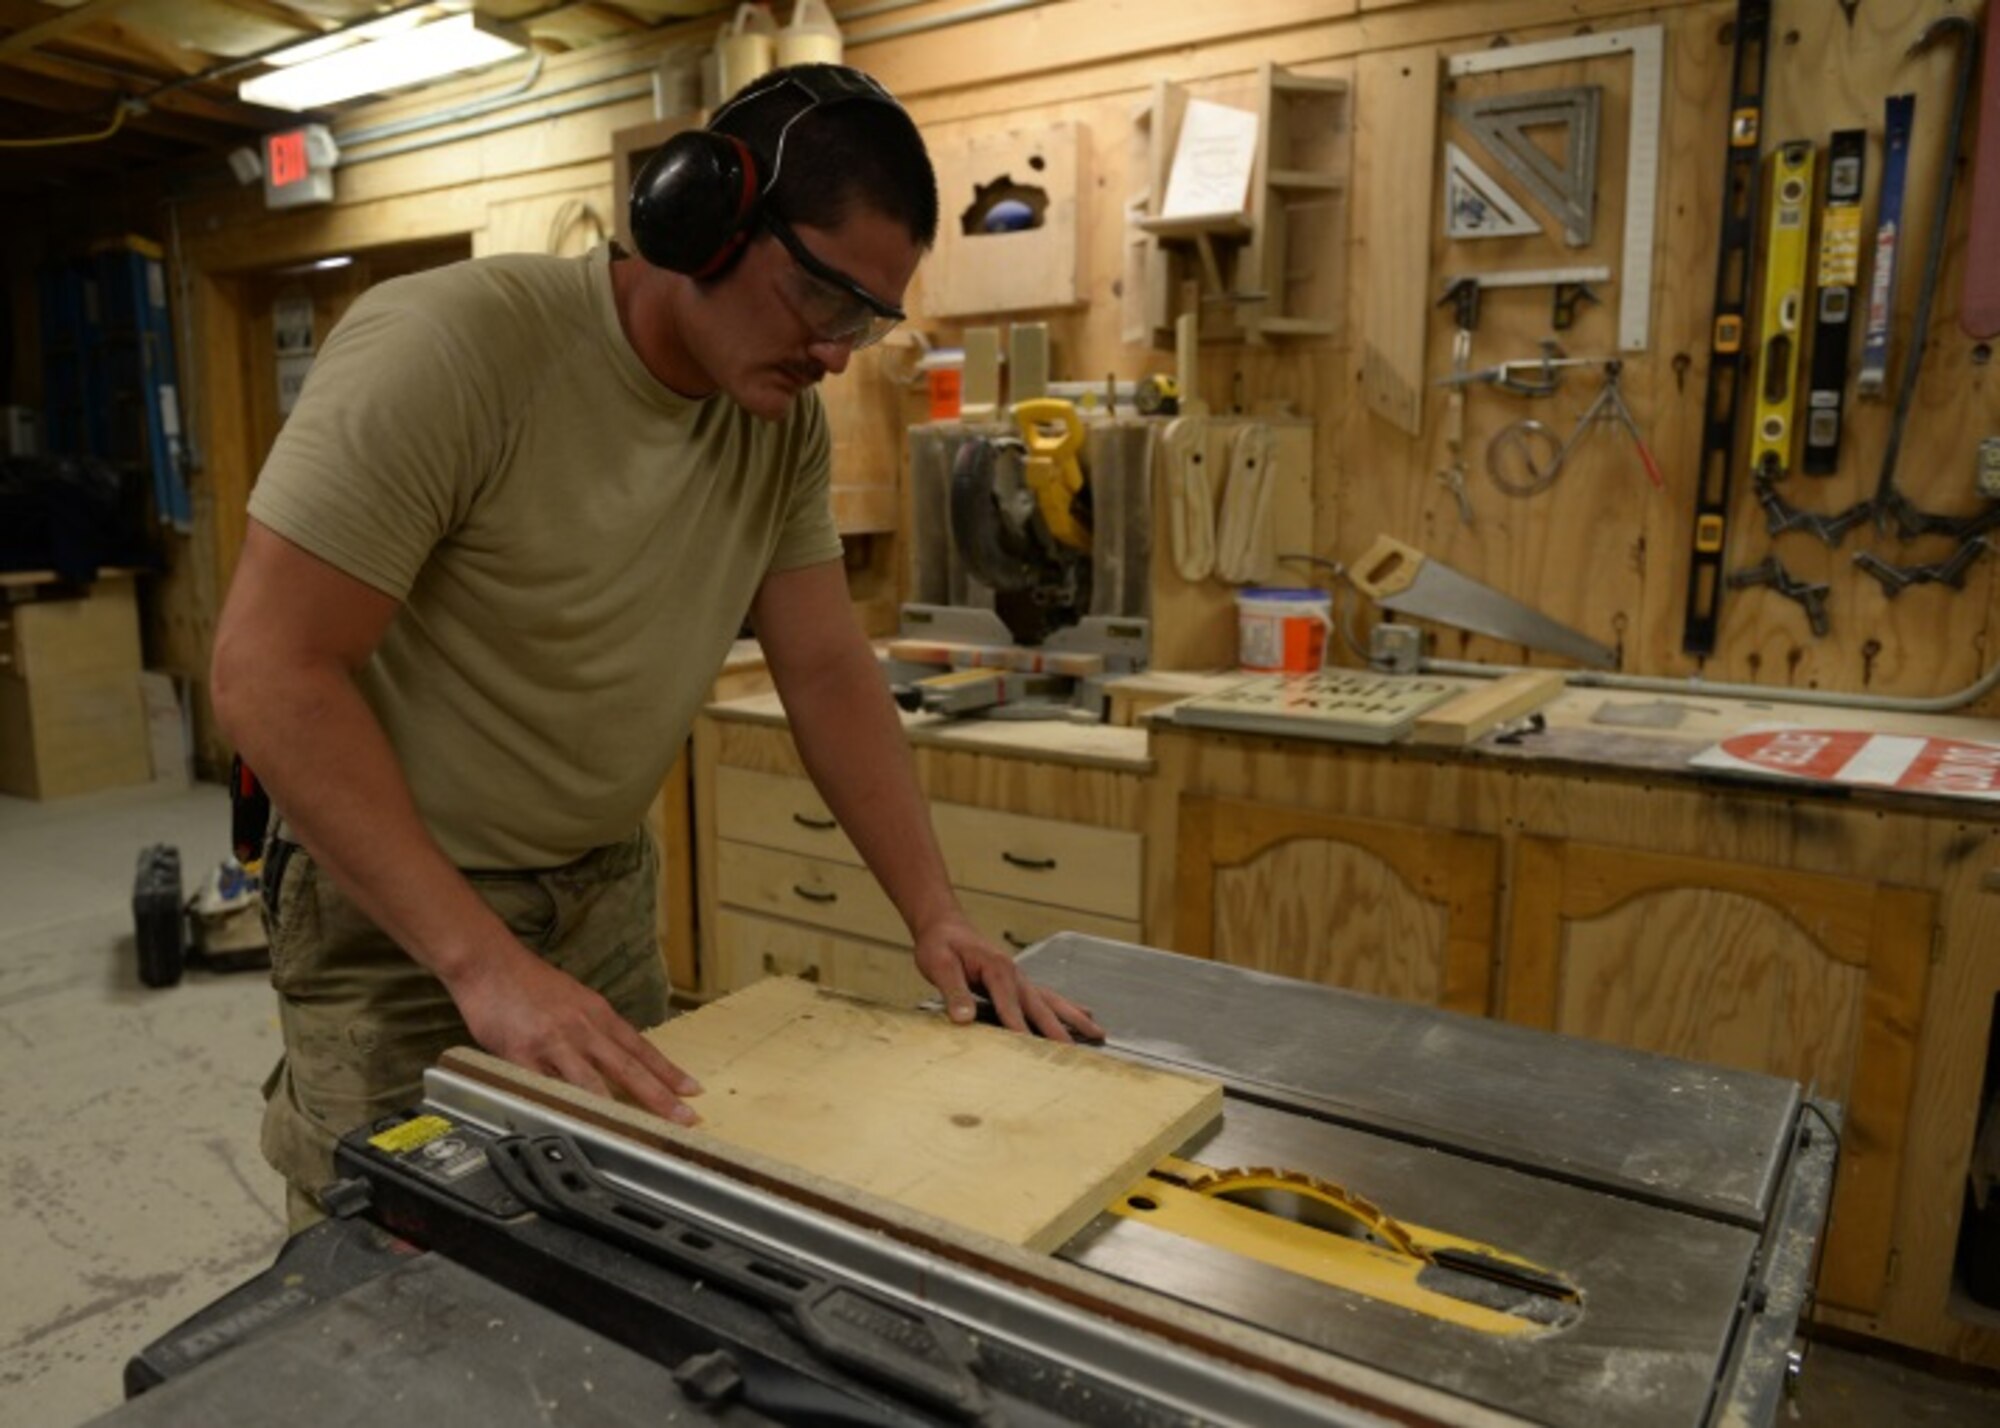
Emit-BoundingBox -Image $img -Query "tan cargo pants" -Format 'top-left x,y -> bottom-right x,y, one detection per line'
259,827 -> 669,1231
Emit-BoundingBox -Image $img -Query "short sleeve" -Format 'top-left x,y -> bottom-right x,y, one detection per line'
246,284 -> 503,599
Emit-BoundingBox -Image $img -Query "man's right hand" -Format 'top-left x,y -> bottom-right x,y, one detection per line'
444,943 -> 703,1125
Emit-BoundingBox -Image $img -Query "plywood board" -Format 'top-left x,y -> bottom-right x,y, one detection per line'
642,977 -> 1222,1252
1354,47 -> 1438,436
1410,670 -> 1567,745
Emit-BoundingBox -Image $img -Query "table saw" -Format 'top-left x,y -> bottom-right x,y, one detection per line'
109,934 -> 1834,1427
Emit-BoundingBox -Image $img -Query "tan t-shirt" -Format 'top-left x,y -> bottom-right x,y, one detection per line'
247,244 -> 841,868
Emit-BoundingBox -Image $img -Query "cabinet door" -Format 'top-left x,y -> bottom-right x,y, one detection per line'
1174,795 -> 1498,1015
1504,837 -> 1933,1316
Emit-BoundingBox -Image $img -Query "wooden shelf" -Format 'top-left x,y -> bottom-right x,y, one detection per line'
1135,212 -> 1254,240
1273,73 -> 1348,95
1268,169 -> 1343,193
1125,62 -> 1350,346
1254,316 -> 1338,337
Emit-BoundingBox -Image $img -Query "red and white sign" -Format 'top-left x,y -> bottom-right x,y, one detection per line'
1692,726 -> 2000,802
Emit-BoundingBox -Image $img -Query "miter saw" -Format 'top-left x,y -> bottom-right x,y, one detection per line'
948,398 -> 1095,647
897,402 -> 1155,721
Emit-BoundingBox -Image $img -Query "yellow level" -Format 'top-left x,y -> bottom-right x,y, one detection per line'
1749,141 -> 1815,478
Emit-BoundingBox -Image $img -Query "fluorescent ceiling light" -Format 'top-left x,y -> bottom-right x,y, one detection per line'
240,13 -> 526,112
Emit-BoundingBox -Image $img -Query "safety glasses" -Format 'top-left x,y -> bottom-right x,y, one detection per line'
765,212 -> 904,351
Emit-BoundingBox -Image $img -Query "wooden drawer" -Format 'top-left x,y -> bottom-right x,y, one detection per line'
716,840 -> 907,945
931,804 -> 1141,920
713,910 -> 933,1006
715,766 -> 863,863
717,766 -> 1143,919
956,887 -> 1140,954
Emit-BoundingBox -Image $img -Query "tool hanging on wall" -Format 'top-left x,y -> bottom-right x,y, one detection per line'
1749,141 -> 1815,483
1487,362 -> 1663,497
1855,539 -> 1992,598
1438,328 -> 1475,525
1680,0 -> 1773,657
1803,130 -> 1866,475
1214,422 -> 1279,581
1752,477 -> 1873,546
1350,534 -> 1617,668
1433,342 -> 1605,398
1446,87 -> 1601,247
1161,414 -> 1214,581
1444,25 -> 1665,351
1725,556 -> 1830,637
1857,94 -> 1917,399
1443,141 -> 1543,240
1965,8 -> 2000,338
1873,14 -> 1982,539
1437,266 -> 1609,334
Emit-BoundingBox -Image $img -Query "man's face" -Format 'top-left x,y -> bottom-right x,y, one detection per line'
687,205 -> 922,422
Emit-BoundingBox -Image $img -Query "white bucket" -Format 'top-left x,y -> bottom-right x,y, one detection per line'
777,0 -> 843,67
715,3 -> 777,103
1236,588 -> 1331,673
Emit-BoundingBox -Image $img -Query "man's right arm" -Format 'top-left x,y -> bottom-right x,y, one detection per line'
211,519 -> 701,1123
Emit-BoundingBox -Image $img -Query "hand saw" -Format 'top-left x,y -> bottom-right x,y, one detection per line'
1350,535 -> 1616,669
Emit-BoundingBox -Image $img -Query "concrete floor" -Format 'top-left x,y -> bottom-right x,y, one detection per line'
2,781 -> 1998,1427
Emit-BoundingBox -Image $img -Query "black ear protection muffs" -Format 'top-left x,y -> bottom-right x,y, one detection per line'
628,65 -> 898,280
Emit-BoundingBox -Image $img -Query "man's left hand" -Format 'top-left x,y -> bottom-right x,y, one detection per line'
913,914 -> 1105,1044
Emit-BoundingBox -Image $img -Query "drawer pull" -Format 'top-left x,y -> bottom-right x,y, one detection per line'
1001,930 -> 1029,951
792,883 -> 838,905
1001,851 -> 1057,872
762,953 -> 821,983
792,812 -> 837,831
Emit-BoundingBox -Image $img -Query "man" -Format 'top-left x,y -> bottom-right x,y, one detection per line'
211,63 -> 1102,1228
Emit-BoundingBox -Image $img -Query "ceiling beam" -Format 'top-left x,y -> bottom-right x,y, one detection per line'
0,0 -> 147,60
96,18 -> 217,77
203,0 -> 329,35
5,48 -> 274,129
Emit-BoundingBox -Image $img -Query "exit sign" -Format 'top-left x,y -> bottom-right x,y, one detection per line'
262,124 -> 337,209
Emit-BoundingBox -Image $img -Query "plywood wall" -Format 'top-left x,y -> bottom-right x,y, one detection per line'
868,0 -> 2000,705
158,0 -> 2000,732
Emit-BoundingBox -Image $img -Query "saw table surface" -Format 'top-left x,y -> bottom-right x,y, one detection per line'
1027,933 -> 1820,1428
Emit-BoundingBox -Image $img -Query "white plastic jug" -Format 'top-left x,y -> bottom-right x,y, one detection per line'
715,3 -> 777,102
777,0 -> 843,68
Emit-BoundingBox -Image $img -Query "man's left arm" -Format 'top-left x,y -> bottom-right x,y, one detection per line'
749,560 -> 1104,1043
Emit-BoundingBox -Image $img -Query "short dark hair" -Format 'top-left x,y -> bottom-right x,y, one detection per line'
710,64 -> 939,249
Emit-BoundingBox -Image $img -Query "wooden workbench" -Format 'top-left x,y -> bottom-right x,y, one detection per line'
679,668 -> 2000,1367
1137,676 -> 2000,1370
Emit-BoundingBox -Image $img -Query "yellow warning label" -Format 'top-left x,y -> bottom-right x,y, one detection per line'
368,1114 -> 454,1154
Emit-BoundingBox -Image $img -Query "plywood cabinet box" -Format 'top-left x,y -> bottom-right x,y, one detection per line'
693,697 -> 1151,1009
0,575 -> 151,800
